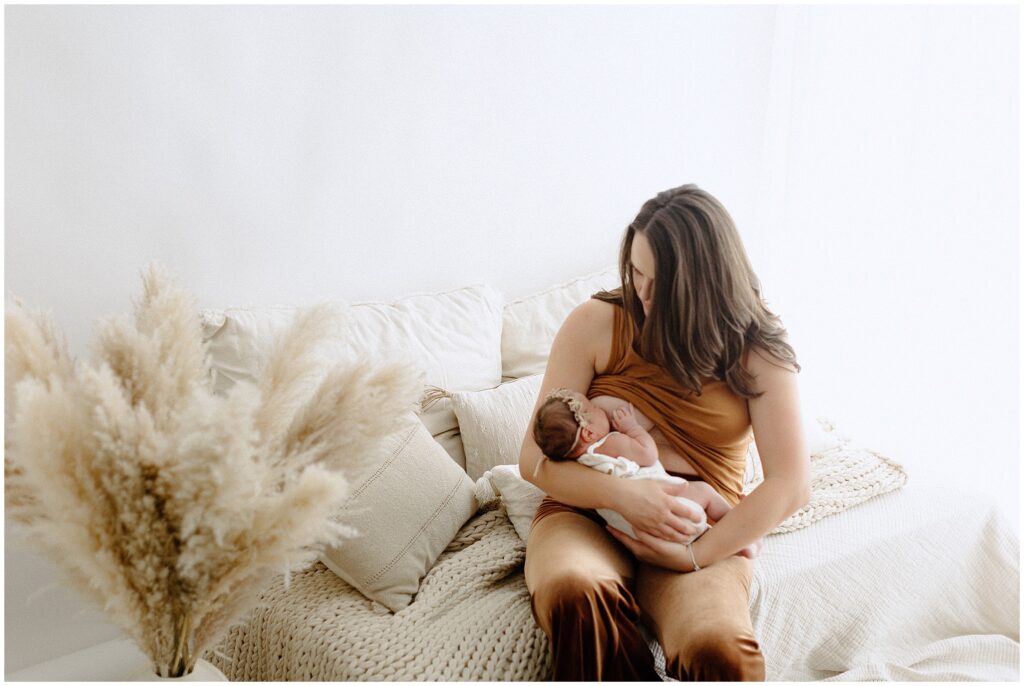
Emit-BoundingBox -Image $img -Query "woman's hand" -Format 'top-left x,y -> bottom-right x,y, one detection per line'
606,526 -> 692,571
609,478 -> 705,543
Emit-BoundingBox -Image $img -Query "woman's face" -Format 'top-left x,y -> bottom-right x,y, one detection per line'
630,232 -> 657,315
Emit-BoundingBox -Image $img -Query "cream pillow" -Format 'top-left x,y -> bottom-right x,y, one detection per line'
200,284 -> 504,469
476,464 -> 546,541
450,375 -> 544,480
318,413 -> 478,612
501,266 -> 620,380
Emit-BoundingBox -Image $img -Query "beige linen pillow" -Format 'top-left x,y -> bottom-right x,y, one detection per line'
319,413 -> 478,612
450,375 -> 544,480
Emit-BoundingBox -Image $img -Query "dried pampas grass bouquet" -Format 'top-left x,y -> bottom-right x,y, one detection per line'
4,265 -> 423,678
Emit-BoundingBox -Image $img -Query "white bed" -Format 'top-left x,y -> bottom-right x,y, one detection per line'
747,479 -> 1019,681
211,476 -> 1019,681
202,271 -> 1019,681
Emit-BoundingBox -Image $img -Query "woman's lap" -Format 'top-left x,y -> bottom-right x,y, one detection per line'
526,496 -> 764,681
525,498 -> 635,596
637,556 -> 764,680
526,497 -> 658,680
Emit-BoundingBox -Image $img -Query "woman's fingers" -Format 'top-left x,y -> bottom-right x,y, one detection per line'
633,528 -> 670,548
644,519 -> 695,543
666,526 -> 696,544
607,526 -> 638,551
608,526 -> 654,560
663,526 -> 689,543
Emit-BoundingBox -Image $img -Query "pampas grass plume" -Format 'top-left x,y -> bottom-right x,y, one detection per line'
4,264 -> 422,677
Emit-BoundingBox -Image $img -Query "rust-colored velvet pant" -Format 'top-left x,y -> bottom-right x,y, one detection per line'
525,497 -> 765,681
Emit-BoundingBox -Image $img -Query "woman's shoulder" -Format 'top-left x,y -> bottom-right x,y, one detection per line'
554,298 -> 618,374
744,344 -> 799,376
563,297 -> 617,336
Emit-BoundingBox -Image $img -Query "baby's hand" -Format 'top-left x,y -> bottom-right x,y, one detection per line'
611,403 -> 640,432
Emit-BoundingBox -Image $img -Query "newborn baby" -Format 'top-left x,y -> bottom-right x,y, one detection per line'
533,388 -> 757,555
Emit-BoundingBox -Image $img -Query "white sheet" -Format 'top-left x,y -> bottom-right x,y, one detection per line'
748,480 -> 1019,681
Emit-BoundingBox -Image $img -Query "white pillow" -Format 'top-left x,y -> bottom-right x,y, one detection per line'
319,413 -> 478,612
450,375 -> 544,481
501,266 -> 620,380
200,284 -> 504,469
477,464 -> 546,541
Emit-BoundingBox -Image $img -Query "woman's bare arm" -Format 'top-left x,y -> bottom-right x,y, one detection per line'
518,300 -> 610,508
608,346 -> 810,569
519,299 -> 706,542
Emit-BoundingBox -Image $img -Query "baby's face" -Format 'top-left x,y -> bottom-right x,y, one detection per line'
573,392 -> 611,439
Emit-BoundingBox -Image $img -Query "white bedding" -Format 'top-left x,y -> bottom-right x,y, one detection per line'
212,475 -> 1017,681
745,480 -> 1019,681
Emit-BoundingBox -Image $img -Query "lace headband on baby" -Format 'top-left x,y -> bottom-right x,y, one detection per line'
532,388 -> 590,479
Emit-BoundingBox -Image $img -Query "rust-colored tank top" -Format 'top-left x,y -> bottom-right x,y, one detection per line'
587,301 -> 752,505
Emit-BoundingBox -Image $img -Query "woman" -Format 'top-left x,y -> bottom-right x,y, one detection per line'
519,184 -> 810,681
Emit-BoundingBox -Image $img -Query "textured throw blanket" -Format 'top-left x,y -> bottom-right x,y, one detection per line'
753,439 -> 908,535
208,506 -> 551,681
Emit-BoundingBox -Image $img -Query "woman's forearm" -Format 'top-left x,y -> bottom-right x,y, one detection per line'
523,446 -> 625,510
692,476 -> 807,568
603,475 -> 808,569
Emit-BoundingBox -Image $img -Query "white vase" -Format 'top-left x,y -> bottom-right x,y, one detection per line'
128,658 -> 228,681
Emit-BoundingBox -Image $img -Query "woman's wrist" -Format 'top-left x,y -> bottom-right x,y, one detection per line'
686,538 -> 702,572
655,536 -> 696,573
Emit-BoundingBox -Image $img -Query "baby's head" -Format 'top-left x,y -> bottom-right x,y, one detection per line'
533,388 -> 611,461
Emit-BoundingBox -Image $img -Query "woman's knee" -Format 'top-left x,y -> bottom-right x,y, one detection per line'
531,570 -> 634,628
666,629 -> 765,681
534,569 -> 620,608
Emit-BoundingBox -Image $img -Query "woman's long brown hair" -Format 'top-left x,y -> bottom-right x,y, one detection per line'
593,184 -> 798,399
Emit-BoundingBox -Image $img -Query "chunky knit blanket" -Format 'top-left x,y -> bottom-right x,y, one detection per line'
208,505 -> 551,681
749,423 -> 909,535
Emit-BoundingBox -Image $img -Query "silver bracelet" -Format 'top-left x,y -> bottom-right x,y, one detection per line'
687,541 -> 701,572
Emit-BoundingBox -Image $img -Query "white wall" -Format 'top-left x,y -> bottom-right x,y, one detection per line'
4,3 -> 1017,674
5,4 -> 774,353
754,4 -> 1019,520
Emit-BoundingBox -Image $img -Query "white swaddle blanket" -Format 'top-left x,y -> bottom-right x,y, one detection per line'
577,432 -> 708,539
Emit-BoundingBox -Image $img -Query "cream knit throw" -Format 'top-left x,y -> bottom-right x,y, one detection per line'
208,505 -> 551,681
756,424 -> 909,535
